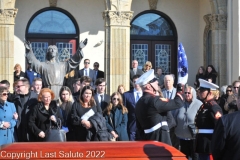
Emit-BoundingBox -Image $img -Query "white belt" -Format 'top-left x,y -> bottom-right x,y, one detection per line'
198,129 -> 214,134
144,121 -> 168,134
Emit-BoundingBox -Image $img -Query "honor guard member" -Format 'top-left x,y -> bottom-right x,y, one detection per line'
195,79 -> 223,160
135,69 -> 184,145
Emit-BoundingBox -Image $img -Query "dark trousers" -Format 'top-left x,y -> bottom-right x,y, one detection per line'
170,128 -> 180,149
180,139 -> 198,159
128,131 -> 136,141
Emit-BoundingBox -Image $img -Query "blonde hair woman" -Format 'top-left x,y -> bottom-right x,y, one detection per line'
143,61 -> 152,73
57,86 -> 75,141
13,63 -> 25,82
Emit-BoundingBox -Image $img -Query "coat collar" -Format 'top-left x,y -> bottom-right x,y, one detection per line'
38,101 -> 57,115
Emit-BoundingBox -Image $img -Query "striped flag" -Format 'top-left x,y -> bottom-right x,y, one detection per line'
177,43 -> 188,84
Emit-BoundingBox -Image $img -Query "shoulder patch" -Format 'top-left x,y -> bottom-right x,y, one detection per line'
159,98 -> 169,102
215,111 -> 222,119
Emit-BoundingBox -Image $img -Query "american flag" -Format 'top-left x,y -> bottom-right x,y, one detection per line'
177,43 -> 188,85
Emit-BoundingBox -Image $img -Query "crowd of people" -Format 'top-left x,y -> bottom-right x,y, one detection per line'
1,58 -> 240,160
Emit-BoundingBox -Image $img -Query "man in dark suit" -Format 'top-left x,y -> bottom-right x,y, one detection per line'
130,60 -> 144,89
13,78 -> 38,142
78,59 -> 96,87
123,75 -> 142,141
93,62 -> 104,79
94,78 -> 110,112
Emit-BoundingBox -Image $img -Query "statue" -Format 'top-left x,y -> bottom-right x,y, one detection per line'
24,39 -> 88,99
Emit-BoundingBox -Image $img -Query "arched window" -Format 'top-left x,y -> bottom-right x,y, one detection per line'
26,8 -> 79,62
130,11 -> 177,75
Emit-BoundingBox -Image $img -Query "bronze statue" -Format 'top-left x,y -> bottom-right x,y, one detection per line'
24,39 -> 87,99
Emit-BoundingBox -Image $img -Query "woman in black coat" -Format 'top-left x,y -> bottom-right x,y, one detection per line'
57,86 -> 75,141
205,65 -> 218,84
71,86 -> 102,141
28,88 -> 63,142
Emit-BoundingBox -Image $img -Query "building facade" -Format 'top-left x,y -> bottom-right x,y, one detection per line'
0,0 -> 239,93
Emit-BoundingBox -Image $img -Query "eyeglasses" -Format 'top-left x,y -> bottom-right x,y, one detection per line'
226,90 -> 232,92
84,62 -> 90,64
185,92 -> 191,94
112,98 -> 119,101
148,78 -> 158,84
234,87 -> 239,89
1,92 -> 8,96
15,85 -> 25,89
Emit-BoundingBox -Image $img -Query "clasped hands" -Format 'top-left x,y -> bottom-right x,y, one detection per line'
111,131 -> 118,138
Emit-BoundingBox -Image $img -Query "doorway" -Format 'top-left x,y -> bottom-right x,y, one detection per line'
130,10 -> 178,76
131,40 -> 176,75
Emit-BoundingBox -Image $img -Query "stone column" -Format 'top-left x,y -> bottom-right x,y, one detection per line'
204,14 -> 227,87
103,0 -> 133,94
0,0 -> 17,87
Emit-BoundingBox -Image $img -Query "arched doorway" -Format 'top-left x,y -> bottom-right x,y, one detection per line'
25,7 -> 79,62
130,10 -> 178,75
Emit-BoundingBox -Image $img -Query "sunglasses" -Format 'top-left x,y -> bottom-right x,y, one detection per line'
84,62 -> 90,64
112,98 -> 119,101
185,92 -> 191,94
1,93 -> 8,96
94,65 -> 99,67
148,78 -> 158,83
226,90 -> 232,92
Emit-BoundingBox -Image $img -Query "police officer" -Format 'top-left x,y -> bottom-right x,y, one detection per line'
195,79 -> 223,160
135,69 -> 184,145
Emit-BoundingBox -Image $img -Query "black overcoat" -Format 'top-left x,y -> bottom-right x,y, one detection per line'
28,101 -> 63,142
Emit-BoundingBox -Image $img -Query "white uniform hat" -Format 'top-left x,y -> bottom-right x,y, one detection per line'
135,69 -> 157,86
198,78 -> 219,90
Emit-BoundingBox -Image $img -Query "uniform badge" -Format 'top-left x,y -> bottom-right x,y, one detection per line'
202,109 -> 208,113
215,111 -> 222,119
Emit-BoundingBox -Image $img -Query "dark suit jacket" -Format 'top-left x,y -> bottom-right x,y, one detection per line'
95,70 -> 104,79
78,68 -> 96,87
212,111 -> 240,160
123,90 -> 137,140
130,68 -> 143,89
94,94 -> 110,112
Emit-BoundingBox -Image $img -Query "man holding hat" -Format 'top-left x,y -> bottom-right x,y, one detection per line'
195,78 -> 223,160
135,69 -> 184,145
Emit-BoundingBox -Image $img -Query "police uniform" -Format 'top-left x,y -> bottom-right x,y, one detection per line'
194,79 -> 223,154
135,69 -> 184,145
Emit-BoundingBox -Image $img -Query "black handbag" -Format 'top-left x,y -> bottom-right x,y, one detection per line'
45,119 -> 66,142
188,124 -> 198,139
